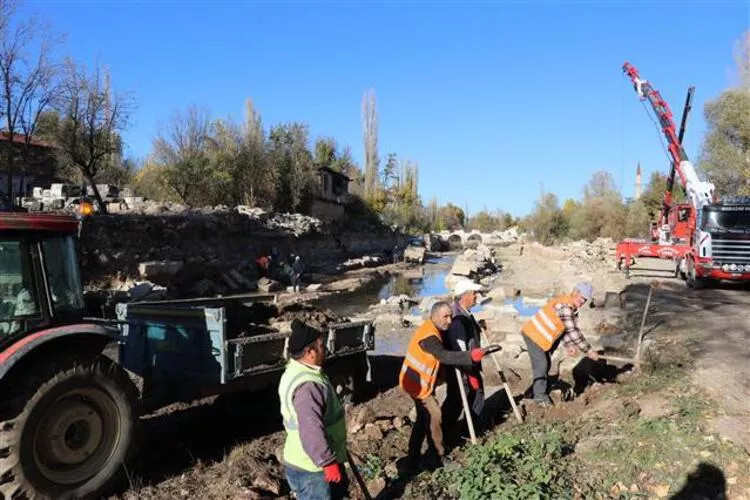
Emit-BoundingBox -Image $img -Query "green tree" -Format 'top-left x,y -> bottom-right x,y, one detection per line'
697,31 -> 750,197
525,191 -> 567,245
268,122 -> 314,213
698,89 -> 750,196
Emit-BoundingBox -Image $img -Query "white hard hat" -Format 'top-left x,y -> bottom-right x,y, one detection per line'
454,279 -> 483,297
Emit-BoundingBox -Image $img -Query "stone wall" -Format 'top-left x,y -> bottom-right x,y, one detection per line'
78,211 -> 405,296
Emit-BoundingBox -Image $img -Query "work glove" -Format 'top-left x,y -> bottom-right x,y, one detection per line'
467,375 -> 481,391
470,348 -> 485,362
323,462 -> 342,483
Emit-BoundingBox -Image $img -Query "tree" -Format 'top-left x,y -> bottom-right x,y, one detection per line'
361,89 -> 379,200
132,160 -> 177,202
438,203 -> 465,230
268,122 -> 314,213
525,191 -> 567,245
0,0 -> 61,204
151,105 -> 212,205
697,31 -> 750,197
313,136 -> 337,170
53,60 -> 132,212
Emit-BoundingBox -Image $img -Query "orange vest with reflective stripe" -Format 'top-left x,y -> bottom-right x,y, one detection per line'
399,320 -> 442,400
521,294 -> 577,351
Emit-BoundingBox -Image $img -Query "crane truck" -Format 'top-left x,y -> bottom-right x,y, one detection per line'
615,62 -> 750,287
0,213 -> 374,499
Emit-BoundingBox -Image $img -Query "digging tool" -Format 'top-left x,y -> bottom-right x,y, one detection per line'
454,368 -> 478,444
568,281 -> 656,368
634,282 -> 655,369
346,451 -> 373,500
479,330 -> 523,423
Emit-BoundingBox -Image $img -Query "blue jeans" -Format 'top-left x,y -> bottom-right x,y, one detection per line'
285,464 -> 349,500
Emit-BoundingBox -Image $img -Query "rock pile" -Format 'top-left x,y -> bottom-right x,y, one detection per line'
564,238 -> 615,272
444,244 -> 499,290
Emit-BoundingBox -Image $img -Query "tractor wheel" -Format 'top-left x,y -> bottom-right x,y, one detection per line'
0,357 -> 137,499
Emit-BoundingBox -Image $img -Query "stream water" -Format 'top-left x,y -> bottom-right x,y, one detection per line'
313,254 -> 455,318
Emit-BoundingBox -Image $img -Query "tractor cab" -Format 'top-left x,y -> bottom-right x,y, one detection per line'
0,214 -> 84,344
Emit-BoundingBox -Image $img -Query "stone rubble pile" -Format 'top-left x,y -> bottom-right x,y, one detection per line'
494,226 -> 521,244
444,244 -> 500,291
564,237 -> 616,271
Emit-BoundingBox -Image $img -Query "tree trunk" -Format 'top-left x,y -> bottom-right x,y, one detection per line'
84,173 -> 108,214
5,151 -> 13,208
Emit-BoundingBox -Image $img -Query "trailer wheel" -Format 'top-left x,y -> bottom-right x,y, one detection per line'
0,357 -> 137,499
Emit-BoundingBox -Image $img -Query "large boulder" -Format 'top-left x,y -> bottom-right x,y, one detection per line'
403,245 -> 426,264
137,260 -> 183,284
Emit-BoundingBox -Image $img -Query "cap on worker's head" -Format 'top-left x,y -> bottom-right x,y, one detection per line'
295,255 -> 300,261
454,279 -> 483,297
288,319 -> 323,356
573,282 -> 594,300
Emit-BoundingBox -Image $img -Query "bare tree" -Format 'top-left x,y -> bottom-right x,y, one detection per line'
0,0 -> 61,205
361,89 -> 379,200
152,105 -> 212,205
53,60 -> 133,213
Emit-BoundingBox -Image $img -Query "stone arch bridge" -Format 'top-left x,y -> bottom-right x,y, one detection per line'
436,230 -> 507,248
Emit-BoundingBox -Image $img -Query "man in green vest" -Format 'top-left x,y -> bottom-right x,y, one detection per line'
279,319 -> 349,499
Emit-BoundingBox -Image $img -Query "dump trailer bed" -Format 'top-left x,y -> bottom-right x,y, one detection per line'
115,293 -> 374,409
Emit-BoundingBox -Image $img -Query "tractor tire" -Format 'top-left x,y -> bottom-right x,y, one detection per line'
0,356 -> 137,499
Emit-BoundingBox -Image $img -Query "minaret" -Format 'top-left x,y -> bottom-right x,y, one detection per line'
635,162 -> 642,200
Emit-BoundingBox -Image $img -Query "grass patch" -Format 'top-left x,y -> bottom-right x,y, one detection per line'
359,453 -> 384,480
423,425 -> 593,499
582,383 -> 747,496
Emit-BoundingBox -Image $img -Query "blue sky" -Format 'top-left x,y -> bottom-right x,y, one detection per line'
18,1 -> 749,216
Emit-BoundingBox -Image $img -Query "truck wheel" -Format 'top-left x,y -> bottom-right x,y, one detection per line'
686,261 -> 704,289
0,357 -> 137,499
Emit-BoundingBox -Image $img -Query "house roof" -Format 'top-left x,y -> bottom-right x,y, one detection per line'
318,166 -> 350,181
0,131 -> 52,148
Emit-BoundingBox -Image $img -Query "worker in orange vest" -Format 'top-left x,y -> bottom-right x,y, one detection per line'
520,282 -> 599,407
399,301 -> 491,470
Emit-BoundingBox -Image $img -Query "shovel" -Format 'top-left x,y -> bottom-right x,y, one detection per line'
479,329 -> 524,423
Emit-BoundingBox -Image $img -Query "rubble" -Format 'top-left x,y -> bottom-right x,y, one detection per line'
336,255 -> 384,272
563,237 -> 616,271
444,244 -> 499,290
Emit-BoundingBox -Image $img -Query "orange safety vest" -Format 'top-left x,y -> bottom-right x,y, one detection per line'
399,319 -> 442,400
521,294 -> 578,352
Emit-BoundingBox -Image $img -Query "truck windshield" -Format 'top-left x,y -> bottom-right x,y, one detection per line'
0,240 -> 40,336
702,207 -> 750,233
42,236 -> 84,313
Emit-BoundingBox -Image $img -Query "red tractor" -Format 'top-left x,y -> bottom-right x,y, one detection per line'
0,214 -> 136,499
0,213 -> 376,498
